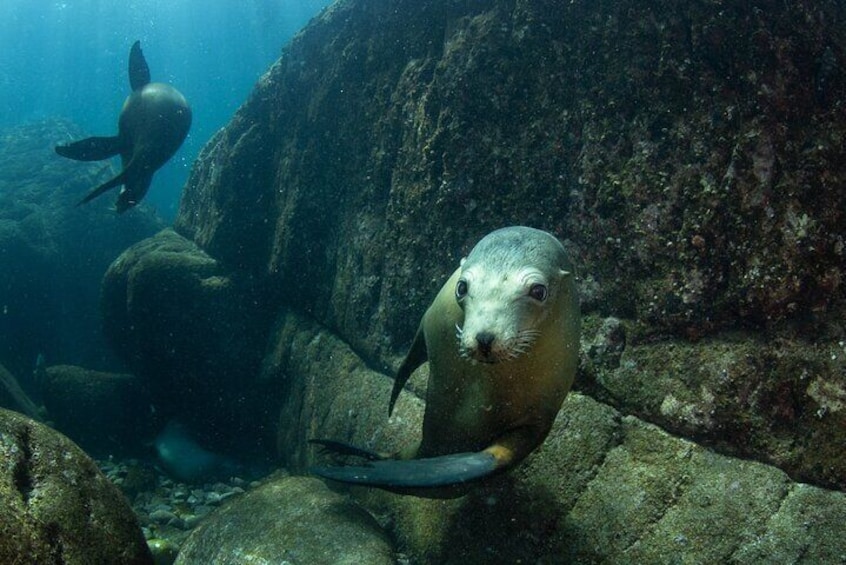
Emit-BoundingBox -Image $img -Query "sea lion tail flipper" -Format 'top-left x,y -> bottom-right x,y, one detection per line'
129,40 -> 151,91
389,325 -> 428,416
55,136 -> 123,161
115,172 -> 153,213
76,169 -> 129,207
308,439 -> 385,461
310,451 -> 498,490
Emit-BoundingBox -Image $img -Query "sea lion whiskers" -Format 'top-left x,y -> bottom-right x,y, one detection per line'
504,328 -> 542,360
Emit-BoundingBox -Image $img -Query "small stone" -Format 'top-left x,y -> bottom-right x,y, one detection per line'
184,514 -> 202,529
149,509 -> 178,524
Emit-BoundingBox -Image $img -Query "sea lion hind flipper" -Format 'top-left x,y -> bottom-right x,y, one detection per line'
129,40 -> 151,90
389,325 -> 428,416
310,451 -> 498,490
308,439 -> 384,461
76,169 -> 129,207
55,136 -> 123,161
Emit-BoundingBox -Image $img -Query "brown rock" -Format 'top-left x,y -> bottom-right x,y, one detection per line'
175,475 -> 394,565
0,408 -> 151,564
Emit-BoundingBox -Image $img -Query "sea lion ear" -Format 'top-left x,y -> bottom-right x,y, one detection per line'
460,257 -> 467,267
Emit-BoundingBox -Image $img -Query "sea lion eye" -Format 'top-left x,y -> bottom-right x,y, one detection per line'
456,279 -> 468,300
528,283 -> 548,302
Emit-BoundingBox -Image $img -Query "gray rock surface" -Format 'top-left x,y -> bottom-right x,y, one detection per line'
272,309 -> 846,564
174,475 -> 395,565
157,0 -> 846,489
0,408 -> 152,564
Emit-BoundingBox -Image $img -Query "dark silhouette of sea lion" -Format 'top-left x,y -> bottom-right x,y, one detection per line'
55,41 -> 191,212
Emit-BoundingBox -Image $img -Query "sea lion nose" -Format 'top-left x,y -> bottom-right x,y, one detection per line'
476,331 -> 495,356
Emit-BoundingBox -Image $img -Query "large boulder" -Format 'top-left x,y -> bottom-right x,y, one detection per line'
0,119 -> 162,381
175,475 -> 395,564
271,309 -> 846,563
0,408 -> 152,564
580,318 -> 846,490
174,0 -> 845,353
100,228 -> 277,456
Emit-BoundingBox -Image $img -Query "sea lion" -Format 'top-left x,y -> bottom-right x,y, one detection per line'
311,226 -> 580,497
55,41 -> 191,212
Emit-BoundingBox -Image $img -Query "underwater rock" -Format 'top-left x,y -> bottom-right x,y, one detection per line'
173,0 -> 845,354
580,326 -> 846,491
0,119 -> 162,380
38,364 -> 154,457
109,0 -> 846,553
174,475 -> 394,565
0,408 -> 152,564
101,228 -> 277,458
272,309 -> 846,563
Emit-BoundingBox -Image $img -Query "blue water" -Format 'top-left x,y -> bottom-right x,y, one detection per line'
0,0 -> 332,220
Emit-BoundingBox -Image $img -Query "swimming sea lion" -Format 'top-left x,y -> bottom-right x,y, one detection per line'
311,226 -> 580,497
55,41 -> 191,212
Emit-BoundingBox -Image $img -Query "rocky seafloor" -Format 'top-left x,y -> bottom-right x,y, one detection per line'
96,457 -> 267,563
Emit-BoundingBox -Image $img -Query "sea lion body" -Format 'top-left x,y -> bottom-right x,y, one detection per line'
55,41 -> 191,212
312,226 -> 580,496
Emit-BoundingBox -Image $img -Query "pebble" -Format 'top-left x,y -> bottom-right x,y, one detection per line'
97,457 -> 258,551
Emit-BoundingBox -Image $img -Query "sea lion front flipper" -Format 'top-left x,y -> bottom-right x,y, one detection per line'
129,40 -> 151,91
389,325 -> 428,416
55,136 -> 123,161
310,451 -> 498,490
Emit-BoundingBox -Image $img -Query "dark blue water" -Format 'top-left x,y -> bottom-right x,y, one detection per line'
0,0 -> 332,220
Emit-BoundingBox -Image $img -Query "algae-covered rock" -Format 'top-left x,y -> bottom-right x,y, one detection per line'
271,310 -> 846,563
154,0 -> 846,491
580,324 -> 846,490
98,0 -> 846,560
174,475 -> 395,565
0,408 -> 152,564
101,228 -> 277,457
174,0 -> 845,357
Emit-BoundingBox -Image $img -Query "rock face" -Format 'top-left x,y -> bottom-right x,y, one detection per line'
0,408 -> 152,564
0,119 -> 162,380
273,309 -> 846,564
100,0 -> 846,562
175,0 -> 845,351
174,475 -> 395,565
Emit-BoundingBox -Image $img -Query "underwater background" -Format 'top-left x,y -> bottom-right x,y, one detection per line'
0,0 -> 331,219
1,0 -> 845,563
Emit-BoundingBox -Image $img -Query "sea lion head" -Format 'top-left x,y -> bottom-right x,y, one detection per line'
454,226 -> 571,364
